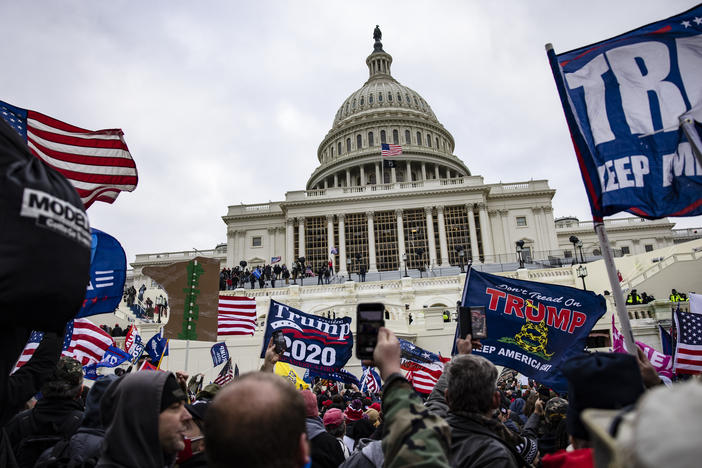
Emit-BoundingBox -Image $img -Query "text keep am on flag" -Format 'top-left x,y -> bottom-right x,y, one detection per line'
0,99 -> 137,209
77,228 -> 127,318
260,300 -> 353,373
459,268 -> 606,393
547,4 -> 702,219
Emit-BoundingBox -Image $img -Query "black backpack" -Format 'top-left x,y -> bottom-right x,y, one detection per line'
34,437 -> 100,468
13,410 -> 82,468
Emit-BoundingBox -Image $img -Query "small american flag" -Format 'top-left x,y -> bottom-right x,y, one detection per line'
404,356 -> 450,394
214,358 -> 234,386
218,296 -> 257,336
381,143 -> 402,157
11,331 -> 45,373
0,99 -> 137,209
62,318 -> 115,366
361,365 -> 381,394
673,301 -> 702,374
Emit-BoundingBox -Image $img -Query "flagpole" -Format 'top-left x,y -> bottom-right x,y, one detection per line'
595,221 -> 636,355
157,338 -> 169,369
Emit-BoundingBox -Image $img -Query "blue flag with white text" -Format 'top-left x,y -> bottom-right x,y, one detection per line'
77,228 -> 127,318
548,4 -> 702,219
260,300 -> 353,373
308,368 -> 360,387
457,268 -> 606,393
145,330 -> 169,362
210,342 -> 230,367
96,346 -> 131,368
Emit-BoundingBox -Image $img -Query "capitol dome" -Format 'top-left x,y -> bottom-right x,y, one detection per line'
307,27 -> 470,190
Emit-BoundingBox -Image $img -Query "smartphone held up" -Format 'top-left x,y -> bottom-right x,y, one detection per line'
457,305 -> 487,340
356,302 -> 385,360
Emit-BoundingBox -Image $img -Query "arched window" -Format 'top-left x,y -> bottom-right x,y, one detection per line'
406,93 -> 411,103
436,137 -> 440,149
331,146 -> 334,157
414,96 -> 419,106
381,130 -> 386,144
388,92 -> 392,102
398,93 -> 402,102
356,134 -> 362,149
368,132 -> 374,146
360,96 -> 364,106
416,131 -> 422,146
405,130 -> 411,144
369,94 -> 374,104
378,93 -> 383,102
393,129 -> 399,145
427,134 -> 432,147
352,99 -> 356,109
338,142 -> 342,155
346,138 -> 351,153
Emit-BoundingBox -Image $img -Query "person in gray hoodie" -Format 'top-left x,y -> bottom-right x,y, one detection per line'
96,371 -> 191,468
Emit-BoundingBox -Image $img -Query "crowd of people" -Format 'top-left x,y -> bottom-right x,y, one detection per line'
219,259 -> 344,291
3,324 -> 700,468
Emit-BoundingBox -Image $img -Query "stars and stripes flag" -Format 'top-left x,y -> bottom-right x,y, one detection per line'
11,331 -> 45,373
380,143 -> 402,157
0,99 -> 137,209
214,358 -> 234,386
218,295 -> 257,336
360,365 -> 381,394
405,360 -> 448,394
62,318 -> 115,366
673,294 -> 702,374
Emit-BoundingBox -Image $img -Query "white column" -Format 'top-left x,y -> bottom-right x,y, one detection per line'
500,210 -> 511,255
326,214 -> 335,272
425,207 -> 437,268
267,227 -> 276,263
406,161 -> 412,182
396,209 -> 405,271
324,179 -> 328,189
437,206 -> 449,266
366,211 -> 377,272
276,227 -> 285,259
391,167 -> 397,183
532,207 -> 545,253
338,214 -> 347,276
346,169 -> 351,187
478,203 -> 494,261
333,173 -> 338,187
285,218 -> 295,266
360,166 -> 366,185
467,204 -> 481,264
375,163 -> 381,185
543,207 -> 558,251
421,162 -> 427,181
297,217 -> 306,259
226,228 -> 237,267
434,165 -> 440,179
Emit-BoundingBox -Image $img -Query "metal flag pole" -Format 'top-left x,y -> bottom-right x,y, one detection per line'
594,221 -> 637,355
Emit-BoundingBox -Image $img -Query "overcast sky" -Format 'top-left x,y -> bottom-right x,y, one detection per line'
2,1 -> 700,263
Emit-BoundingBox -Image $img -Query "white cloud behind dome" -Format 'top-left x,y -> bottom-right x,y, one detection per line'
1,0 -> 700,263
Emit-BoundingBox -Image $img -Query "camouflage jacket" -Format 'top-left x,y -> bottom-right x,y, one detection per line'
381,373 -> 451,468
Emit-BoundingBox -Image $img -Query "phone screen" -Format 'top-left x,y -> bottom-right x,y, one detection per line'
457,306 -> 472,339
272,330 -> 286,353
356,303 -> 385,360
470,306 -> 487,339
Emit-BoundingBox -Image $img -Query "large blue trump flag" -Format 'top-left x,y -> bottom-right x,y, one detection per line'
260,300 -> 353,373
548,5 -> 702,219
459,269 -> 606,392
76,228 -> 127,318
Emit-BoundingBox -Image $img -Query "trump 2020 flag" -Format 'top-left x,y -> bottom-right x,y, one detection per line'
547,5 -> 702,219
459,268 -> 606,392
210,342 -> 230,367
260,300 -> 353,373
77,228 -> 127,318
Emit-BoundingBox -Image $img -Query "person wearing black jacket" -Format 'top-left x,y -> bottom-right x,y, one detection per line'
301,390 -> 345,468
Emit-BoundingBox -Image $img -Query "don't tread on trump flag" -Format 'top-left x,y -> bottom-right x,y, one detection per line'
547,5 -> 702,219
458,268 -> 606,393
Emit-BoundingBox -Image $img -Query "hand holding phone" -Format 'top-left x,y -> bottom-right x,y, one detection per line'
356,303 -> 385,360
272,330 -> 286,354
458,305 -> 487,340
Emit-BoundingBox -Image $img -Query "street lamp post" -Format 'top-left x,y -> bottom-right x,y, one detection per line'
577,240 -> 585,263
577,264 -> 588,290
515,240 -> 525,269
569,235 -> 580,265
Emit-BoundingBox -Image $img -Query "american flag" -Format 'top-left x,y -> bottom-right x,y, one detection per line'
405,363 -> 444,394
62,318 -> 115,366
381,143 -> 402,157
0,99 -> 137,209
673,305 -> 702,374
360,365 -> 381,394
11,331 -> 45,373
214,358 -> 234,386
218,296 -> 257,336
